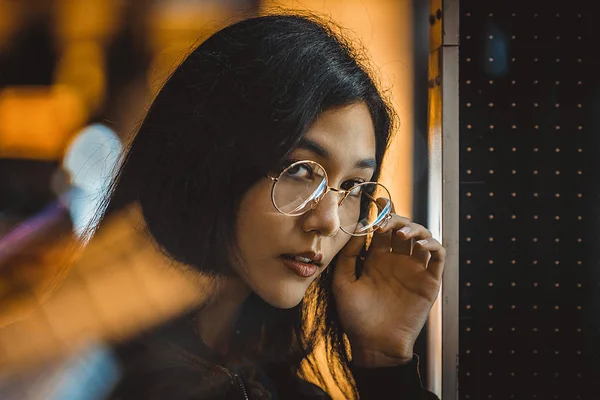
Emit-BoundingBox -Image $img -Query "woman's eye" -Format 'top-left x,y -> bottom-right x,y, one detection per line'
341,180 -> 364,193
285,162 -> 313,179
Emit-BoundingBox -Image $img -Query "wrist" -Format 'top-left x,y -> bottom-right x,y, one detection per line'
351,346 -> 414,368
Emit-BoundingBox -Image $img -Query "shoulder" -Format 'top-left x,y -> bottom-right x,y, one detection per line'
108,334 -> 236,400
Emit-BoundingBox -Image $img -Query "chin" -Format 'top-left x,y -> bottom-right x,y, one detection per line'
271,297 -> 304,309
256,284 -> 309,309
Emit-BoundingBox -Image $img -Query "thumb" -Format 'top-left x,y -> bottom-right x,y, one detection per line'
336,234 -> 367,280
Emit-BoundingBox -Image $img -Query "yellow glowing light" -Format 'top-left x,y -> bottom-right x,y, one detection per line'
261,0 -> 414,219
54,41 -> 106,113
146,2 -> 244,96
0,85 -> 87,160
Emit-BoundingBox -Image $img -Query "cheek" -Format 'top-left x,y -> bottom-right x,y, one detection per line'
238,178 -> 273,219
333,235 -> 353,255
236,180 -> 357,267
236,180 -> 287,253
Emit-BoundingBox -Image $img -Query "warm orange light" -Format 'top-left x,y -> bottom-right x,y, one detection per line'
0,205 -> 211,374
146,2 -> 246,96
53,41 -> 106,113
260,0 -> 414,219
53,0 -> 122,44
0,2 -> 21,52
0,86 -> 87,160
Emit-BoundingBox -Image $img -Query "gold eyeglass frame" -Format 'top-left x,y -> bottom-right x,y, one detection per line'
266,160 -> 393,236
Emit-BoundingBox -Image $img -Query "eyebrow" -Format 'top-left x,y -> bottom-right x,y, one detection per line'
297,138 -> 377,170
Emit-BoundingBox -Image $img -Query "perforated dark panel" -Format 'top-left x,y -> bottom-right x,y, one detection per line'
459,1 -> 599,398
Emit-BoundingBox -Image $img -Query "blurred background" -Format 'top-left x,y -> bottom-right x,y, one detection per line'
0,1 -> 425,399
3,0 -> 599,399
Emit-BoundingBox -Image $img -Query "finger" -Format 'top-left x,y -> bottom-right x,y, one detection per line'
390,234 -> 412,255
392,223 -> 431,254
370,226 -> 392,253
411,238 -> 432,264
370,215 -> 411,254
368,198 -> 393,253
414,238 -> 446,280
392,223 -> 432,255
427,241 -> 446,281
377,209 -> 411,254
339,234 -> 367,259
336,234 -> 367,279
394,223 -> 433,240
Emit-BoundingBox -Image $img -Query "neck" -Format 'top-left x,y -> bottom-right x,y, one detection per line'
194,276 -> 251,355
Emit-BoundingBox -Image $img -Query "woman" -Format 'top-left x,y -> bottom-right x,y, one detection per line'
106,13 -> 444,400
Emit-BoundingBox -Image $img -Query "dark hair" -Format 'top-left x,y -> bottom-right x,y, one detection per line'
106,12 -> 394,399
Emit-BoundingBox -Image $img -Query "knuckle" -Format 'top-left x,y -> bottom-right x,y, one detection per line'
409,222 -> 425,230
392,213 -> 411,224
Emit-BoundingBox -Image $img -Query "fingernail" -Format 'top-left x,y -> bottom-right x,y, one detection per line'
417,239 -> 429,245
398,226 -> 411,235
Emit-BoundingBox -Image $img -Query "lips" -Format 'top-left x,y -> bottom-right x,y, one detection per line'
280,251 -> 323,278
281,251 -> 323,266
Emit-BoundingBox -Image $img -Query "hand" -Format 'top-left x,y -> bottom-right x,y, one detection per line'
332,205 -> 445,368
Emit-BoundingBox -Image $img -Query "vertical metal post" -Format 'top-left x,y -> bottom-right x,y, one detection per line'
426,0 -> 459,398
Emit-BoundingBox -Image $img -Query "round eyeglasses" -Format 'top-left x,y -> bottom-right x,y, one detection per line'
267,160 -> 392,236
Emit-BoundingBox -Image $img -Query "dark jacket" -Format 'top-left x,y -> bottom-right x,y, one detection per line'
108,314 -> 439,400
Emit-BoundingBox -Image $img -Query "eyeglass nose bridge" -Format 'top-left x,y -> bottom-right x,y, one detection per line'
309,183 -> 348,211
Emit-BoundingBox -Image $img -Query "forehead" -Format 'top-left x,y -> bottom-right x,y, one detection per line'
301,102 -> 376,163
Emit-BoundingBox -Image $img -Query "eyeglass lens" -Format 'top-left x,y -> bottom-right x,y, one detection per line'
272,161 -> 391,235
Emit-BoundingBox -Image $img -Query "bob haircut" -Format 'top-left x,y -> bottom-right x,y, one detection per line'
102,13 -> 395,398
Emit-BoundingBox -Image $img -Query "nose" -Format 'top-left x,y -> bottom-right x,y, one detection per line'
300,190 -> 341,237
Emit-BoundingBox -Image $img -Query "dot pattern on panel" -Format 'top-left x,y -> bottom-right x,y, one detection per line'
459,1 -> 597,398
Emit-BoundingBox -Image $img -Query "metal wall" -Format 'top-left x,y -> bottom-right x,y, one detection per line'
458,0 -> 598,398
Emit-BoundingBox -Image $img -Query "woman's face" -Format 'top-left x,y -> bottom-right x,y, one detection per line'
234,102 -> 377,308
